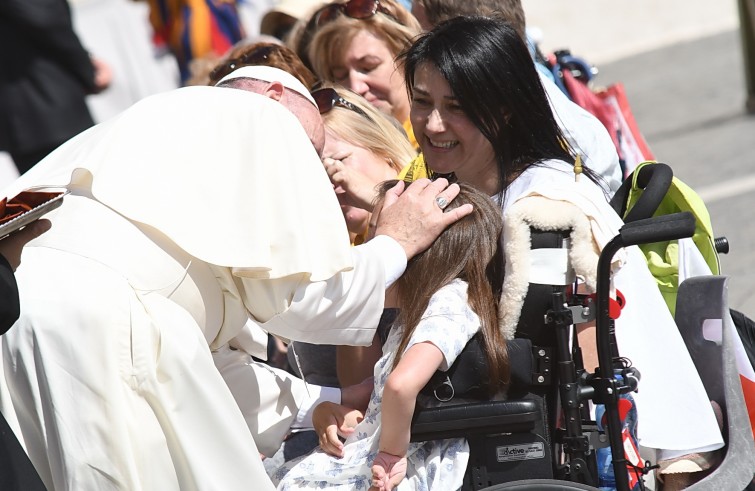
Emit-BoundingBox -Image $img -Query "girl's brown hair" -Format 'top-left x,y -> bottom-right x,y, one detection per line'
377,180 -> 509,394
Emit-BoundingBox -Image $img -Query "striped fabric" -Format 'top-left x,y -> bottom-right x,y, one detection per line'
148,0 -> 244,82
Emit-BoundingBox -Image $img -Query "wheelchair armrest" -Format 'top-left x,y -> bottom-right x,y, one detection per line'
410,399 -> 538,442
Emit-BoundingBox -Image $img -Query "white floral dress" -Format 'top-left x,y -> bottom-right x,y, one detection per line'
273,279 -> 481,490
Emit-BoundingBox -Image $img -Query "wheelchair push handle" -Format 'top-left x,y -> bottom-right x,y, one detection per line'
594,211 -> 696,491
596,211 -> 697,381
618,211 -> 696,247
609,162 -> 674,223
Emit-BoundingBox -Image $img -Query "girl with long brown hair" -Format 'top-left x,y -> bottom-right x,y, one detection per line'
273,181 -> 509,490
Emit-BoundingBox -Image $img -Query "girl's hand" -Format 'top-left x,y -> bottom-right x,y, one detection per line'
312,402 -> 363,457
370,451 -> 407,491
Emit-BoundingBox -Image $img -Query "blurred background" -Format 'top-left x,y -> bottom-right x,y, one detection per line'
524,0 -> 755,317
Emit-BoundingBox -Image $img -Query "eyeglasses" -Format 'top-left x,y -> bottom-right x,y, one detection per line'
310,0 -> 398,29
311,87 -> 373,122
209,45 -> 277,84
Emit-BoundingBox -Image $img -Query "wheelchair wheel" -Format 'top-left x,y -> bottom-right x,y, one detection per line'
480,479 -> 599,490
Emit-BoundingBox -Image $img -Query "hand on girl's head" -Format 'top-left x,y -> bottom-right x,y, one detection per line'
375,178 -> 473,259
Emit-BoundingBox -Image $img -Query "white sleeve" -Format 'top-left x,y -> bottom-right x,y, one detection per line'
357,234 -> 407,288
239,236 -> 406,346
290,386 -> 341,431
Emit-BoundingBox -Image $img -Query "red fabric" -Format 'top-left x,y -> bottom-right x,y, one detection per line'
595,83 -> 655,176
739,373 -> 755,440
560,68 -> 654,178
0,191 -> 62,225
561,68 -> 618,140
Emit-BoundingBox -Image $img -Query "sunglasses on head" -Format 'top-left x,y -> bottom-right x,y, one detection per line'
311,87 -> 374,122
311,0 -> 398,29
209,45 -> 277,84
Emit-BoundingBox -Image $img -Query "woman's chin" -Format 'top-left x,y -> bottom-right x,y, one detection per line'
426,162 -> 457,176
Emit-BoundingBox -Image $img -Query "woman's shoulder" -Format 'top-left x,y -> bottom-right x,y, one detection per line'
508,159 -> 611,206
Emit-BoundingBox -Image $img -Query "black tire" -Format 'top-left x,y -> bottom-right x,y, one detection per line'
480,479 -> 599,490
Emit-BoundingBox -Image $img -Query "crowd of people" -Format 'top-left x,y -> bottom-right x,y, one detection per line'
0,1 -> 730,490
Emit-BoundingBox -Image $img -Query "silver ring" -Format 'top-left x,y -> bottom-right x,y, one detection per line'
435,196 -> 449,210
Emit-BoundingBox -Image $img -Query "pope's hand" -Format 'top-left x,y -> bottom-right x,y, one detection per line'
375,178 -> 472,260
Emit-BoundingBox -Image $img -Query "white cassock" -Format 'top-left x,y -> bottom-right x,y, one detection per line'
0,86 -> 399,490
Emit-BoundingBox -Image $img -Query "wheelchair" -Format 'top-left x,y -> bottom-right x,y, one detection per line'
410,164 -> 755,490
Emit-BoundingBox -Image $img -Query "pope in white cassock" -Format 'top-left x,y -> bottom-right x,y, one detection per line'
0,67 -> 468,490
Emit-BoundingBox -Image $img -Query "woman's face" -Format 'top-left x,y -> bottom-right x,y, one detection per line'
331,29 -> 410,124
323,131 -> 397,236
410,62 -> 499,194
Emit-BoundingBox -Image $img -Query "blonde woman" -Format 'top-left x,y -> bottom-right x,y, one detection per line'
295,0 -> 421,148
313,83 -> 416,245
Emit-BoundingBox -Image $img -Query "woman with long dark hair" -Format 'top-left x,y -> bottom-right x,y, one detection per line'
398,14 -> 723,467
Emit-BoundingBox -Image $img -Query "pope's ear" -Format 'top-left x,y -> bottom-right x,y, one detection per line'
263,81 -> 284,101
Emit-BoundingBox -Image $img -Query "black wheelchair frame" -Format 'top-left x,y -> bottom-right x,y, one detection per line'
410,163 -> 755,490
412,212 -> 695,491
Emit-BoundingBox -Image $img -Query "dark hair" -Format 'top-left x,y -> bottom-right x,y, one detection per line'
399,16 -> 599,199
376,180 -> 509,394
414,0 -> 527,42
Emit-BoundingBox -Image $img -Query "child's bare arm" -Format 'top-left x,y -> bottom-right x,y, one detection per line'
372,342 -> 443,490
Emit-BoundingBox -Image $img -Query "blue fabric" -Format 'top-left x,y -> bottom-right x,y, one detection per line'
396,0 -> 412,11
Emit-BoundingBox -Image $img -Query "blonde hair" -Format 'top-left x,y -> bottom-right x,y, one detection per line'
319,83 -> 415,172
305,1 -> 421,82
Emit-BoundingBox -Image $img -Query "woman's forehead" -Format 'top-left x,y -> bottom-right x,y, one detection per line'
413,63 -> 452,93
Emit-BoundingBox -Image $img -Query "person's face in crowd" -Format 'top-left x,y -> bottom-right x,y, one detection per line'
410,62 -> 498,193
331,30 -> 410,124
323,131 -> 397,236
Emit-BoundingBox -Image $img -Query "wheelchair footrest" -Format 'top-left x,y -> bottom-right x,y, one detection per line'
411,399 -> 538,442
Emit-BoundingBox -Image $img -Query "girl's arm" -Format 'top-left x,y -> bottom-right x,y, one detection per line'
372,341 -> 444,490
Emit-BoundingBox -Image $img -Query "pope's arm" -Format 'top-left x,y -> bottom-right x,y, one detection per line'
211,179 -> 470,455
235,177 -> 471,342
239,235 -> 406,345
211,235 -> 405,457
